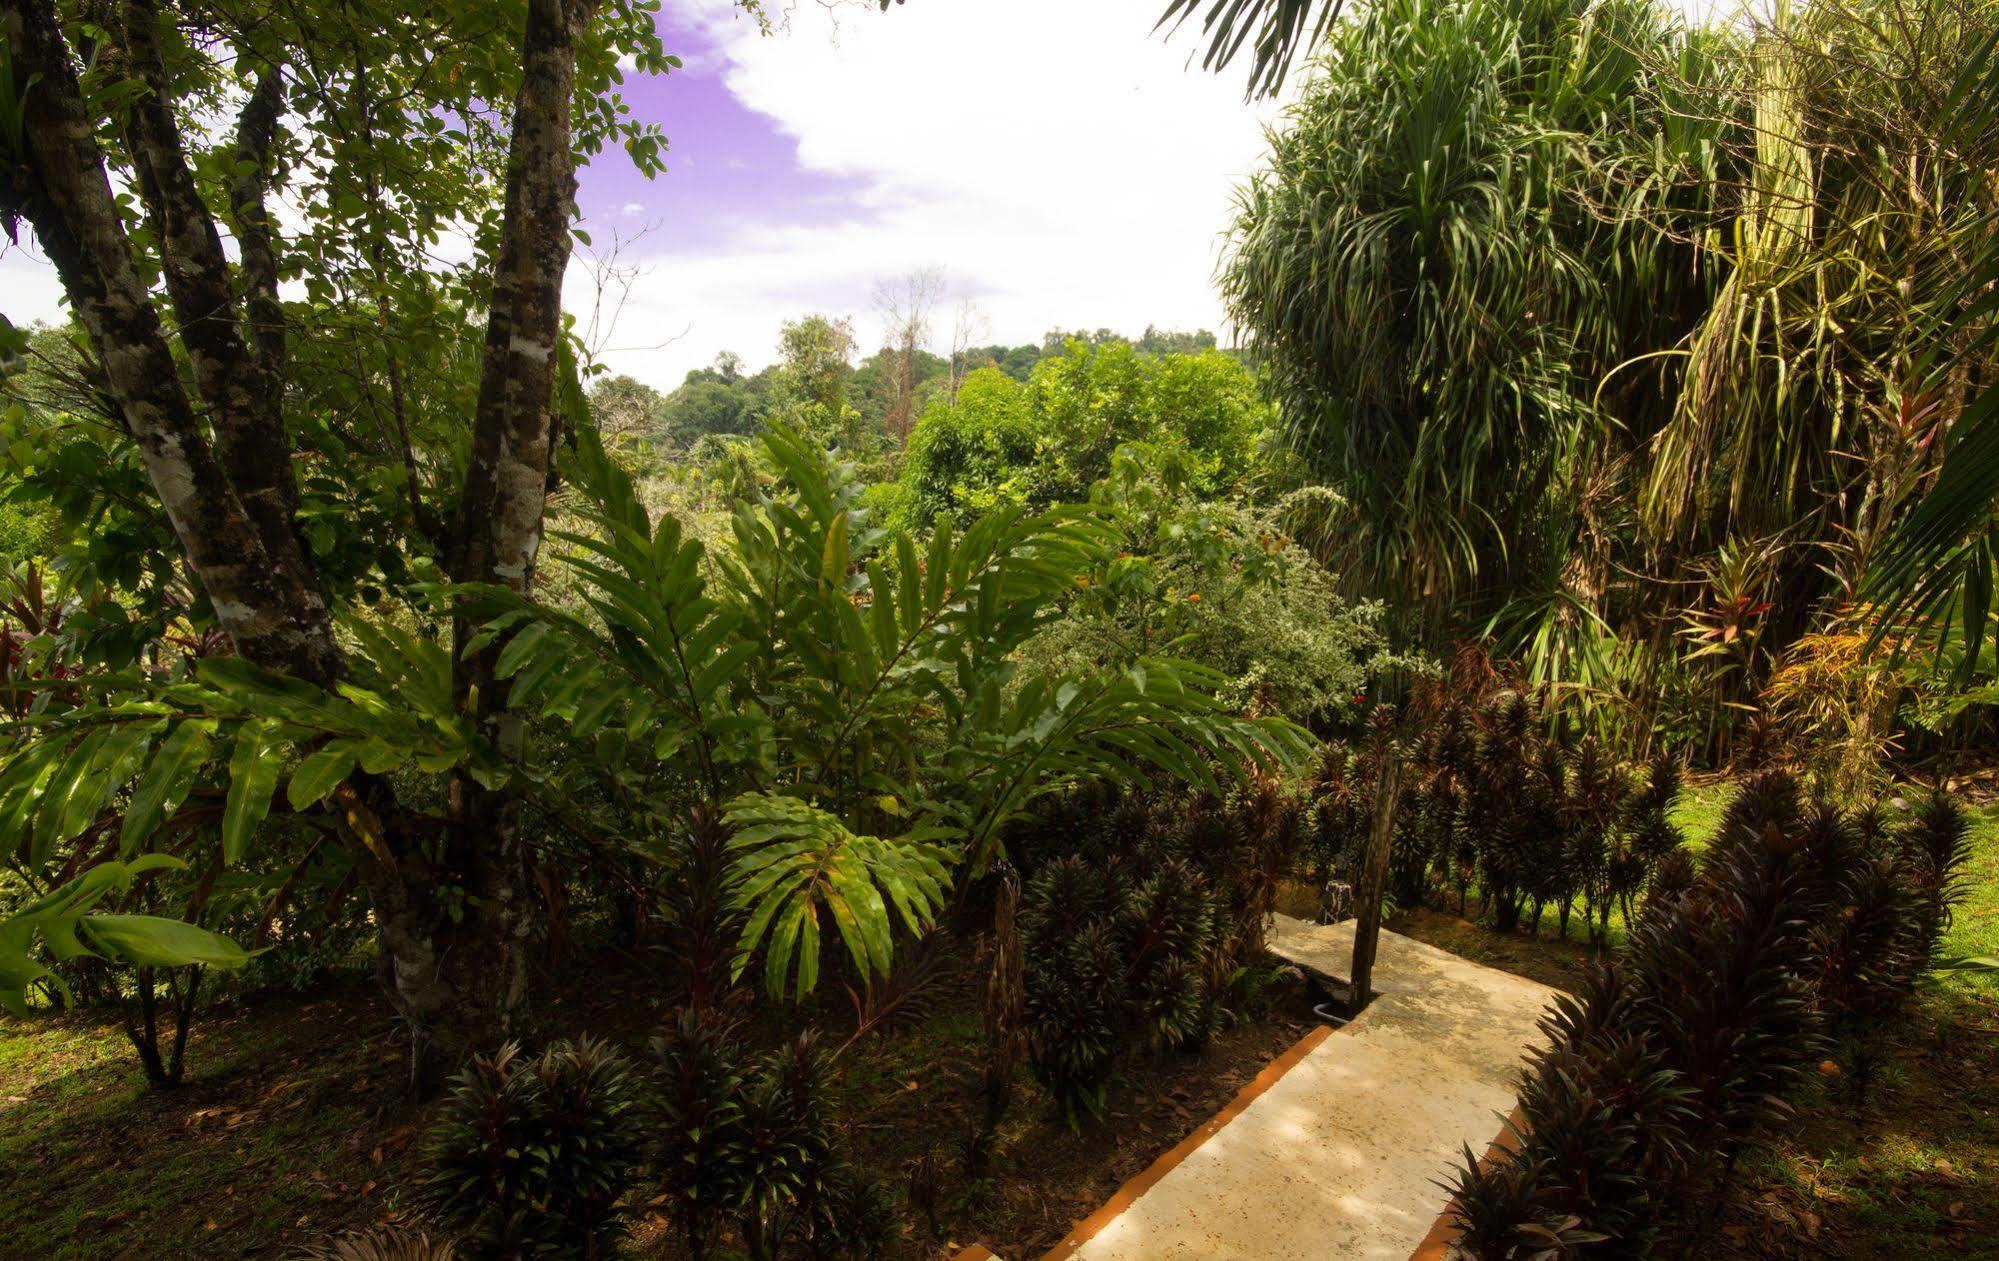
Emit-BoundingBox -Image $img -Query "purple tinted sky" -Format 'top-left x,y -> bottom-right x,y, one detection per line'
575,16 -> 868,255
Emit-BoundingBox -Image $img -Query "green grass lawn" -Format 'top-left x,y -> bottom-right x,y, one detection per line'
1938,801 -> 1999,990
0,984 -> 417,1258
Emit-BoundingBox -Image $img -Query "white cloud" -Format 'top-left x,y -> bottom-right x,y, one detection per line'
584,0 -> 1288,385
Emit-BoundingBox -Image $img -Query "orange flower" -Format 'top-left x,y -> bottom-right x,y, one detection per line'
1186,592 -> 1201,602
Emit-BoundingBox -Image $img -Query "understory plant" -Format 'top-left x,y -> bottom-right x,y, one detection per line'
649,1013 -> 889,1260
1021,443 -> 1400,726
473,422 -> 1315,1003
1016,781 -> 1304,1127
0,419 -> 1310,1053
417,1037 -> 649,1259
1311,678 -> 1684,943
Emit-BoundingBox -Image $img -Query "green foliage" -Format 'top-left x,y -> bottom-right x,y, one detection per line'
0,616 -> 497,869
0,857 -> 253,1015
724,793 -> 953,1000
649,1016 -> 882,1261
417,1037 -> 650,1259
1217,0 -> 1999,780
1159,0 -> 1347,97
656,357 -> 771,450
0,496 -> 55,568
1317,670 -> 1686,941
1448,772 -> 1976,1253
478,422 -> 1312,998
1865,27 -> 1999,676
1029,444 -> 1396,724
895,341 -> 1268,529
0,603 -> 505,1028
1226,0 -> 1731,627
1016,784 -> 1307,1129
651,1010 -> 749,1260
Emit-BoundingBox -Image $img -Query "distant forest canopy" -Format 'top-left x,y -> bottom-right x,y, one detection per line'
590,321 -> 1226,455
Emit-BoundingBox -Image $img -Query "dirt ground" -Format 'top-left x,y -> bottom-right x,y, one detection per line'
0,947 -> 1321,1260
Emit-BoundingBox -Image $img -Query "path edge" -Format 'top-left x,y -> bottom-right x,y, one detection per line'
1405,1106 -> 1528,1261
1038,1022 -> 1338,1261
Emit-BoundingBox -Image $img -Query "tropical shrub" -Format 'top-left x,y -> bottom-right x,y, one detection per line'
1024,444 -> 1401,726
1219,0 -> 1999,774
477,422 -> 1312,1000
0,418 -> 1308,1046
1318,682 -> 1679,941
1446,773 -> 1973,1254
894,341 -> 1268,528
649,1015 -> 884,1260
0,857 -> 255,1017
1017,783 -> 1305,1128
651,1010 -> 749,1260
1899,791 -> 1975,962
416,1037 -> 650,1260
1021,863 -> 1131,1128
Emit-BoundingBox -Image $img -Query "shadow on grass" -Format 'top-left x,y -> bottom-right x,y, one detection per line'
0,982 -> 415,1259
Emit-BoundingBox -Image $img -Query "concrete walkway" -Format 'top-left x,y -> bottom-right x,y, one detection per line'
1039,917 -> 1560,1261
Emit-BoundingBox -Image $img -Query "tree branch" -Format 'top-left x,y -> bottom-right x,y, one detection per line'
0,0 -> 342,685
228,62 -> 289,430
115,0 -> 307,565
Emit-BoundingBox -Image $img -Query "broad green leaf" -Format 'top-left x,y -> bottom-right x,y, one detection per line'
118,720 -> 217,857
287,745 -> 358,811
221,721 -> 283,864
79,914 -> 258,969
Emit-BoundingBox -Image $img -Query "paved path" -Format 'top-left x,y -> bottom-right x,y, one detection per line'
1041,917 -> 1559,1261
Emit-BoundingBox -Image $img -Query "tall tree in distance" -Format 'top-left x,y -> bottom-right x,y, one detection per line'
875,266 -> 943,446
947,296 -> 990,406
777,313 -> 859,413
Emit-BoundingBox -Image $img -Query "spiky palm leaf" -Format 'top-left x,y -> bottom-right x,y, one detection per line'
1157,0 -> 1347,98
1865,29 -> 1999,675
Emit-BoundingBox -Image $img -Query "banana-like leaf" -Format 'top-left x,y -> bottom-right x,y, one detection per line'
118,719 -> 216,856
0,857 -> 254,1015
78,914 -> 259,970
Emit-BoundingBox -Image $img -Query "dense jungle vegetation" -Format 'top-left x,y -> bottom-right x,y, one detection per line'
0,0 -> 1996,1256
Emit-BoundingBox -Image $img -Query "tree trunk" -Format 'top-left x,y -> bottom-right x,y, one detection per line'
416,0 -> 599,1064
1350,745 -> 1402,1008
0,0 -> 343,686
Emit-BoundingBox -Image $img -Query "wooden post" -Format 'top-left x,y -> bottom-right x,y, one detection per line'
1349,740 -> 1403,1009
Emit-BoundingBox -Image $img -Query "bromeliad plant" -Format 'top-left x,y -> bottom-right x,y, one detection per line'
417,1037 -> 650,1260
473,423 -> 1313,1001
1445,772 -> 1974,1254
